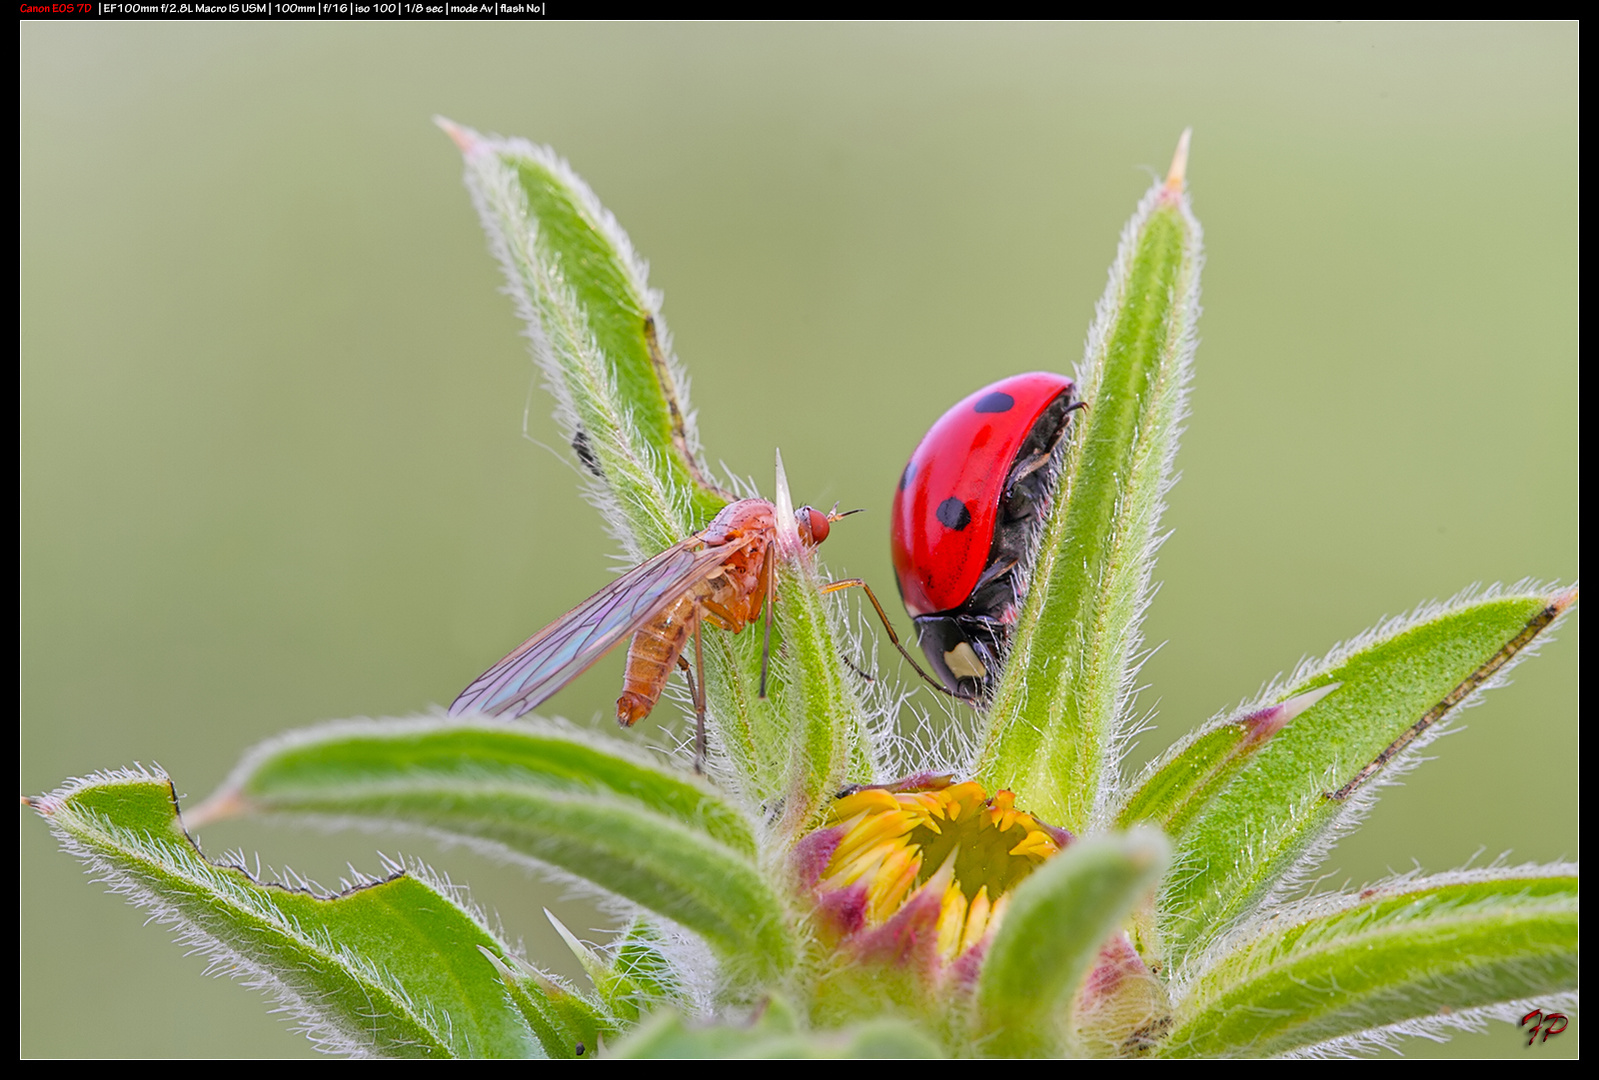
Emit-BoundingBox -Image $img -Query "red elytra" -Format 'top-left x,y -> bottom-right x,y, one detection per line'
890,372 -> 1083,694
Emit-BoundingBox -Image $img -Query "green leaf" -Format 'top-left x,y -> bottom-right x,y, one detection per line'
441,119 -> 728,555
188,716 -> 793,982
191,715 -> 755,855
480,945 -> 612,1059
697,612 -> 788,800
689,453 -> 877,828
609,918 -> 685,1010
774,555 -> 876,836
28,768 -> 536,1058
1161,869 -> 1580,1057
610,1001 -> 945,1058
1159,586 -> 1574,970
444,125 -> 856,814
975,134 -> 1202,833
1117,683 -> 1339,838
975,829 -> 1170,1057
545,908 -> 657,1023
769,455 -> 877,835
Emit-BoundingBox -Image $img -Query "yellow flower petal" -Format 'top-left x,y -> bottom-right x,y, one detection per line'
811,779 -> 1068,964
960,885 -> 992,955
1008,829 -> 1058,859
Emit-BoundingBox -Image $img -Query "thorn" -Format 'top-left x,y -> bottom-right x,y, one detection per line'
545,909 -> 603,975
1277,681 -> 1341,723
477,944 -> 515,981
434,116 -> 478,154
1550,584 -> 1579,616
183,787 -> 248,829
1242,682 -> 1341,746
1163,128 -> 1192,200
773,448 -> 800,557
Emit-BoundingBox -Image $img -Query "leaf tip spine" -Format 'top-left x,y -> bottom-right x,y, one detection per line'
1245,682 -> 1342,745
434,115 -> 479,155
1162,128 -> 1193,201
546,908 -> 599,969
476,943 -> 515,981
773,448 -> 801,558
1550,583 -> 1578,616
183,786 -> 249,829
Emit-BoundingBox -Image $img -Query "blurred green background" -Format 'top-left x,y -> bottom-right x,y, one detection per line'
21,23 -> 1576,1058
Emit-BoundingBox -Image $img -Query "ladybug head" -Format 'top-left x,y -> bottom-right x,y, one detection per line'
796,503 -> 863,547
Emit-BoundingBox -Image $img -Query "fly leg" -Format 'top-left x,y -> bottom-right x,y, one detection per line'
672,612 -> 710,773
675,654 -> 699,712
819,578 -> 978,704
837,653 -> 877,684
691,609 -> 708,773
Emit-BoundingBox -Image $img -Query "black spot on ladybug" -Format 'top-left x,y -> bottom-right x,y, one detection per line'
900,461 -> 914,491
936,497 -> 972,531
973,391 -> 1015,414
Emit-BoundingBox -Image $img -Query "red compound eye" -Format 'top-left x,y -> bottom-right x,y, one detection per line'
805,507 -> 831,545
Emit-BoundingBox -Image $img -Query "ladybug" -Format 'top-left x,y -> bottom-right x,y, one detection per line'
890,372 -> 1084,696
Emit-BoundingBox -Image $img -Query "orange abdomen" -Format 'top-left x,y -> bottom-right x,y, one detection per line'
613,530 -> 773,727
616,594 -> 696,726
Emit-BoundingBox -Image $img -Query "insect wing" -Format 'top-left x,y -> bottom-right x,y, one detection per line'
448,538 -> 751,718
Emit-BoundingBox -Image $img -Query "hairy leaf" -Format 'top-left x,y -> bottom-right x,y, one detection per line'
190,715 -> 755,855
976,135 -> 1202,832
1158,588 -> 1573,970
190,717 -> 793,981
770,452 -> 877,834
1162,869 -> 1579,1057
28,769 -> 536,1058
443,119 -> 727,556
611,1000 -> 945,1058
976,829 -> 1170,1056
480,945 -> 613,1059
1118,684 -> 1339,838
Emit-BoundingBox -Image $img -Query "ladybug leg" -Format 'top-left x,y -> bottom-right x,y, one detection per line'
1005,449 -> 1053,490
1006,397 -> 1091,494
819,578 -> 978,704
972,556 -> 1020,593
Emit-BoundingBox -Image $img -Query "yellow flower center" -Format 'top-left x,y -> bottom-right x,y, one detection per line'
810,779 -> 1068,963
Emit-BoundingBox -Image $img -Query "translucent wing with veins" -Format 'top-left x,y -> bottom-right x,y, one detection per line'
449,535 -> 757,718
